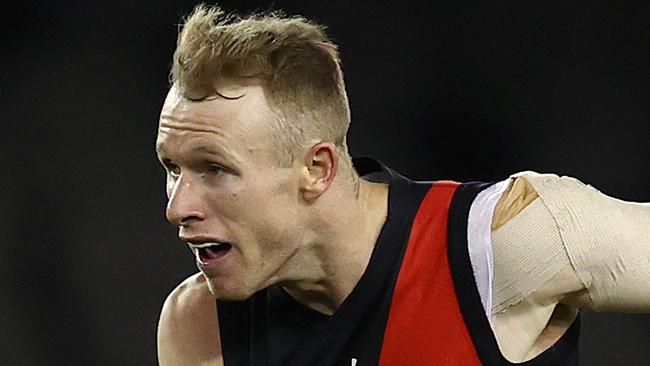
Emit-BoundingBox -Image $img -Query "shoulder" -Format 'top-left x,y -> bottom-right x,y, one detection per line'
492,170 -> 597,229
157,272 -> 223,366
160,272 -> 215,322
509,170 -> 595,194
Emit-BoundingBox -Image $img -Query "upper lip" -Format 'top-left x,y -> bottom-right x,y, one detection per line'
179,235 -> 229,245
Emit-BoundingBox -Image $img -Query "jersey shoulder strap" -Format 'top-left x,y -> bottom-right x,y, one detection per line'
379,180 -> 483,365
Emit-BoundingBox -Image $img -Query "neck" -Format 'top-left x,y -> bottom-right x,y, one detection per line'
281,177 -> 389,315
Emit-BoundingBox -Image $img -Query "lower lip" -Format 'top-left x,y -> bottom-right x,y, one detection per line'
195,247 -> 232,270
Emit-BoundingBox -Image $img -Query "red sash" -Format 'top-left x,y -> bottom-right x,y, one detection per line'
379,182 -> 482,365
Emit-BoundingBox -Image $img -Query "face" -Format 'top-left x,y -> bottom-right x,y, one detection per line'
156,81 -> 305,300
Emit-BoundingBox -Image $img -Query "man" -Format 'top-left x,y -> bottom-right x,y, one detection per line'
155,4 -> 649,365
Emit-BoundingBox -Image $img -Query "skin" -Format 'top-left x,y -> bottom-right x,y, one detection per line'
156,79 -> 389,365
148,10 -> 647,365
154,79 -> 592,366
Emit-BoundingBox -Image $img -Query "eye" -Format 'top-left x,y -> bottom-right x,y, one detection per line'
162,160 -> 181,178
206,163 -> 224,175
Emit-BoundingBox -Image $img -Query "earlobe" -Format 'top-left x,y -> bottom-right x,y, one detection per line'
300,142 -> 339,200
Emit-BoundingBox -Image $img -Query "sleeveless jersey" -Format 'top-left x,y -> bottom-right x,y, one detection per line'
217,157 -> 580,365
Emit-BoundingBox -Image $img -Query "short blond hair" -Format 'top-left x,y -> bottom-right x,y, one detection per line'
171,4 -> 352,165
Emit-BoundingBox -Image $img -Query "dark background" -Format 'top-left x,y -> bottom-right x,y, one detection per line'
1,0 -> 649,364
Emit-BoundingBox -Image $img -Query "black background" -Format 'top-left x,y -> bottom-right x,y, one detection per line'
1,1 -> 649,365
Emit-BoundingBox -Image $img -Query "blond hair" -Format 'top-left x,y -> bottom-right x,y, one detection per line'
171,4 -> 352,166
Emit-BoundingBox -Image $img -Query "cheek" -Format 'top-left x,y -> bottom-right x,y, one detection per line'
223,192 -> 297,244
213,170 -> 299,241
221,174 -> 293,216
252,197 -> 300,248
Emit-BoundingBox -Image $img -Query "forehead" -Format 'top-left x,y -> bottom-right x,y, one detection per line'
156,81 -> 276,154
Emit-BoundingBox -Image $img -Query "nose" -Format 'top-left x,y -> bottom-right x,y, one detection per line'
165,175 -> 205,226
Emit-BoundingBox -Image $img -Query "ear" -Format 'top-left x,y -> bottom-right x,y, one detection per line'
300,142 -> 339,201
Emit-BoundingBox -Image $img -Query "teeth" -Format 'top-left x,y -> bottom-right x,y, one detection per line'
187,241 -> 225,249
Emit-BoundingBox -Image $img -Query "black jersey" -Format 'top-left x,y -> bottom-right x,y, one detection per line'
216,157 -> 580,366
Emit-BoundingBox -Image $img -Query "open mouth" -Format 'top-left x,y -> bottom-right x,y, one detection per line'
188,242 -> 233,263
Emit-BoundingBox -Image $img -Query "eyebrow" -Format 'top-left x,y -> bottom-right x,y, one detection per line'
188,145 -> 225,157
155,143 -> 228,162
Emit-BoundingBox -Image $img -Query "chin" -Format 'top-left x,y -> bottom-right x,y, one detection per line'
205,276 -> 258,301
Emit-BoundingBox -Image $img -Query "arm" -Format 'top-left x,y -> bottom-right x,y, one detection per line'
501,172 -> 650,312
157,272 -> 223,366
488,172 -> 649,361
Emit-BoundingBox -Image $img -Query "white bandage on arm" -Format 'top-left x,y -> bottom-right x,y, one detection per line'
509,172 -> 650,312
491,194 -> 573,313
